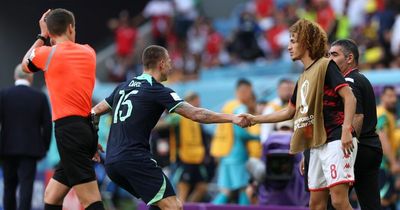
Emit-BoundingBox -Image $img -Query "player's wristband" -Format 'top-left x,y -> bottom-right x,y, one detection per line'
36,34 -> 47,42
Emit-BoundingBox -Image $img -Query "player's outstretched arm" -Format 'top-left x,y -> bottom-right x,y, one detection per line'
174,102 -> 249,126
239,105 -> 295,125
92,100 -> 112,116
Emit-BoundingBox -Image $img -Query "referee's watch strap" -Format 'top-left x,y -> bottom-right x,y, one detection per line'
36,34 -> 47,42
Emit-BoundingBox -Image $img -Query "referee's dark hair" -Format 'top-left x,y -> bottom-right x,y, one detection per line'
331,39 -> 360,65
236,78 -> 252,89
142,45 -> 168,69
46,8 -> 75,36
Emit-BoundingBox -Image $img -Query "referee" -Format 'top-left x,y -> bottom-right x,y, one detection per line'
22,9 -> 104,210
329,39 -> 383,210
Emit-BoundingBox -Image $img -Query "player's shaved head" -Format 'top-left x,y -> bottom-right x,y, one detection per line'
46,8 -> 75,36
142,45 -> 168,69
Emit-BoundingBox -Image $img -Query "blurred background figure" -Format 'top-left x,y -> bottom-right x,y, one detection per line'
107,10 -> 139,82
166,92 -> 213,203
376,86 -> 399,210
211,79 -> 259,205
0,64 -> 52,210
260,79 -> 295,143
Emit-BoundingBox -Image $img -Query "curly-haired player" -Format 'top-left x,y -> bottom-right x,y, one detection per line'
241,19 -> 357,210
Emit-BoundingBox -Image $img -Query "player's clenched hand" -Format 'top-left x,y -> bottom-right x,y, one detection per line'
39,9 -> 51,38
341,128 -> 354,156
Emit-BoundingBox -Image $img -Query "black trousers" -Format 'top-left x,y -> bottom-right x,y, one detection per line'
326,144 -> 383,210
2,156 -> 37,210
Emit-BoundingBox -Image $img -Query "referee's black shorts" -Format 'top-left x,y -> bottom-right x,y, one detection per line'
53,115 -> 98,187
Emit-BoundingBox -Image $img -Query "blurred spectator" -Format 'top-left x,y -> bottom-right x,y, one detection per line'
313,0 -> 336,40
166,92 -> 211,203
204,22 -> 225,67
260,79 -> 295,143
263,11 -> 289,59
227,12 -> 264,62
211,79 -> 259,205
107,10 -> 138,82
0,64 -> 52,210
376,86 -> 399,209
143,0 -> 174,47
244,93 -> 262,204
186,17 -> 208,76
173,0 -> 199,40
391,13 -> 400,63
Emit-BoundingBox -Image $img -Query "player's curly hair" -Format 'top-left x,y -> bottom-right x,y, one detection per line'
289,19 -> 328,60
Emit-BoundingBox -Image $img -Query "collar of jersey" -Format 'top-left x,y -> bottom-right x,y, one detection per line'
136,73 -> 153,86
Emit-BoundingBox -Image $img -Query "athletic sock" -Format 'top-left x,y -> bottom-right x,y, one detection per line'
44,203 -> 62,210
85,201 -> 105,210
238,190 -> 250,205
212,193 -> 229,204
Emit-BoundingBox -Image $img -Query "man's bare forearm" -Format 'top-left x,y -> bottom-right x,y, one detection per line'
174,102 -> 233,124
352,114 -> 364,138
253,106 -> 294,124
92,100 -> 112,116
341,87 -> 356,131
192,108 -> 233,123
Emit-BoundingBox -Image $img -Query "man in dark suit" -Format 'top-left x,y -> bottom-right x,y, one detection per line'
0,64 -> 52,210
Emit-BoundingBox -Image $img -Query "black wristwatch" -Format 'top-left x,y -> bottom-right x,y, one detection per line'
36,34 -> 47,42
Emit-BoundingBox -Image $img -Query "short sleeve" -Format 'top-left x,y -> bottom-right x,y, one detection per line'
325,60 -> 348,92
289,82 -> 298,106
155,87 -> 184,113
27,46 -> 52,72
105,84 -> 123,108
346,76 -> 363,114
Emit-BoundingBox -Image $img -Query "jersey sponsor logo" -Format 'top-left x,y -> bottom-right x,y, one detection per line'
29,49 -> 36,60
300,80 -> 309,114
170,92 -> 182,101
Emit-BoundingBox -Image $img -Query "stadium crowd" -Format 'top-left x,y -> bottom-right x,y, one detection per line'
106,0 -> 400,83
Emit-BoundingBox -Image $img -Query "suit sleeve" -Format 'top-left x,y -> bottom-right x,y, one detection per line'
41,94 -> 52,151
